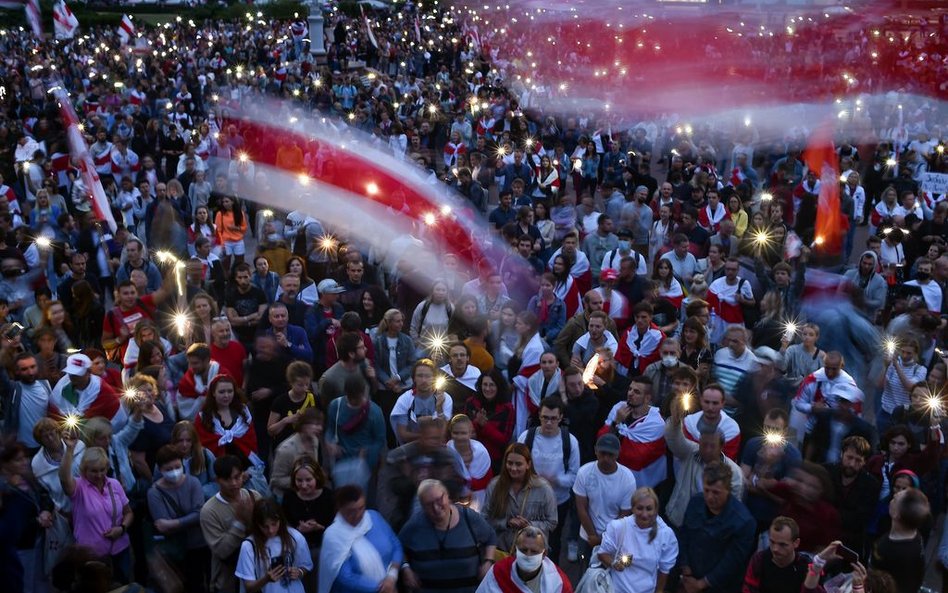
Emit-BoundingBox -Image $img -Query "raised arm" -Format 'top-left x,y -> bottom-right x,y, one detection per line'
59,433 -> 79,497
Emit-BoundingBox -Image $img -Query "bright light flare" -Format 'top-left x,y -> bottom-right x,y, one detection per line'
763,431 -> 786,447
63,414 -> 81,430
366,182 -> 379,196
680,391 -> 694,413
423,212 -> 437,226
35,236 -> 51,249
173,312 -> 189,337
885,158 -> 897,167
318,235 -> 338,253
760,192 -> 773,202
884,337 -> 898,357
423,331 -> 449,357
582,353 -> 601,390
238,152 -> 250,163
782,319 -> 799,341
926,393 -> 944,418
434,376 -> 447,391
753,229 -> 772,248
154,250 -> 177,264
439,204 -> 452,216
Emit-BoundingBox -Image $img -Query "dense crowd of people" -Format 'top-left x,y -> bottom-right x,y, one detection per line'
0,1 -> 947,593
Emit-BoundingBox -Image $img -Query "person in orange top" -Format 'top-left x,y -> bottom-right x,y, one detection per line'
214,195 -> 248,273
275,140 -> 304,172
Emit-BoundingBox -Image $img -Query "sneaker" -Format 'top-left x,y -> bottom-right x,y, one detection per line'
567,540 -> 579,563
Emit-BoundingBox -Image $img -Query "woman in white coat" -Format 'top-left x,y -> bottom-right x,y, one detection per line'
597,487 -> 678,593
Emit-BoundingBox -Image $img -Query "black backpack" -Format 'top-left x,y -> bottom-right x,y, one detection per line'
525,426 -> 572,473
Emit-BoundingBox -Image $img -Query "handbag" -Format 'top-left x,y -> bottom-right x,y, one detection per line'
575,567 -> 613,593
146,547 -> 184,593
43,510 -> 73,574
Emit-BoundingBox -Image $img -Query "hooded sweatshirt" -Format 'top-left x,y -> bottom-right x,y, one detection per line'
842,250 -> 887,316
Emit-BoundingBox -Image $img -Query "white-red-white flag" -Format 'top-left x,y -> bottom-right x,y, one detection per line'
117,14 -> 135,45
0,0 -> 43,37
21,0 -> 42,38
51,85 -> 118,232
53,1 -> 79,39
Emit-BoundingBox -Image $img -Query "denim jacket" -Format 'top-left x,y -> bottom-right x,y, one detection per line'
372,332 -> 416,385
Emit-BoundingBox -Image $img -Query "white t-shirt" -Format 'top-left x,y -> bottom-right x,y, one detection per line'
391,391 -> 454,444
517,429 -> 581,504
904,279 -> 943,313
386,336 -> 399,378
235,528 -> 312,593
572,331 -> 619,365
18,380 -> 51,448
573,462 -> 636,542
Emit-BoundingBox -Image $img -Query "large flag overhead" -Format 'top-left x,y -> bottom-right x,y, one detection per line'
803,123 -> 847,256
53,1 -> 79,39
117,14 -> 135,45
50,85 -> 118,232
0,0 -> 42,37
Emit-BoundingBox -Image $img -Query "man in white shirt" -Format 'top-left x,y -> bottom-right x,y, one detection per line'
440,342 -> 482,410
661,235 -> 698,285
571,311 -> 619,368
2,353 -> 52,449
601,229 -> 647,276
905,257 -> 943,313
573,433 -> 636,566
517,396 -> 580,564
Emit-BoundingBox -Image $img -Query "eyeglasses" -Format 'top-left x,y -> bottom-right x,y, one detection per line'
540,415 -> 561,423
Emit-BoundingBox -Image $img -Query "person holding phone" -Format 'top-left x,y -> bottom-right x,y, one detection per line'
743,517 -> 853,593
236,498 -> 313,593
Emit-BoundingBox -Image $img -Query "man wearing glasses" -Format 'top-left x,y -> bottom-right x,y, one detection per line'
398,479 -> 497,593
517,396 -> 580,564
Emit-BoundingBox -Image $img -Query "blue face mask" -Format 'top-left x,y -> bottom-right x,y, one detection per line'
618,240 -> 631,252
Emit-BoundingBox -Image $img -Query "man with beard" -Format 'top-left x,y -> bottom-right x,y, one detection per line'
441,342 -> 482,411
554,291 -> 618,369
0,352 -> 51,450
823,436 -> 880,558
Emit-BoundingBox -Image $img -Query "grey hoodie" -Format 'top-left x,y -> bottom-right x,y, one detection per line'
842,250 -> 887,316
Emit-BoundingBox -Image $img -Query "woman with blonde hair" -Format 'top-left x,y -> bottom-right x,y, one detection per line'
448,414 -> 493,511
481,443 -> 557,552
598,487 -> 678,593
373,308 -> 416,392
59,438 -> 135,584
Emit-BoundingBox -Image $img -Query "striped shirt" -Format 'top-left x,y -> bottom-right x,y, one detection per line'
880,361 -> 927,414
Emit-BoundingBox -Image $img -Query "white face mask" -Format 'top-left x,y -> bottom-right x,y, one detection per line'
164,468 -> 185,482
661,355 -> 679,368
516,550 -> 544,572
